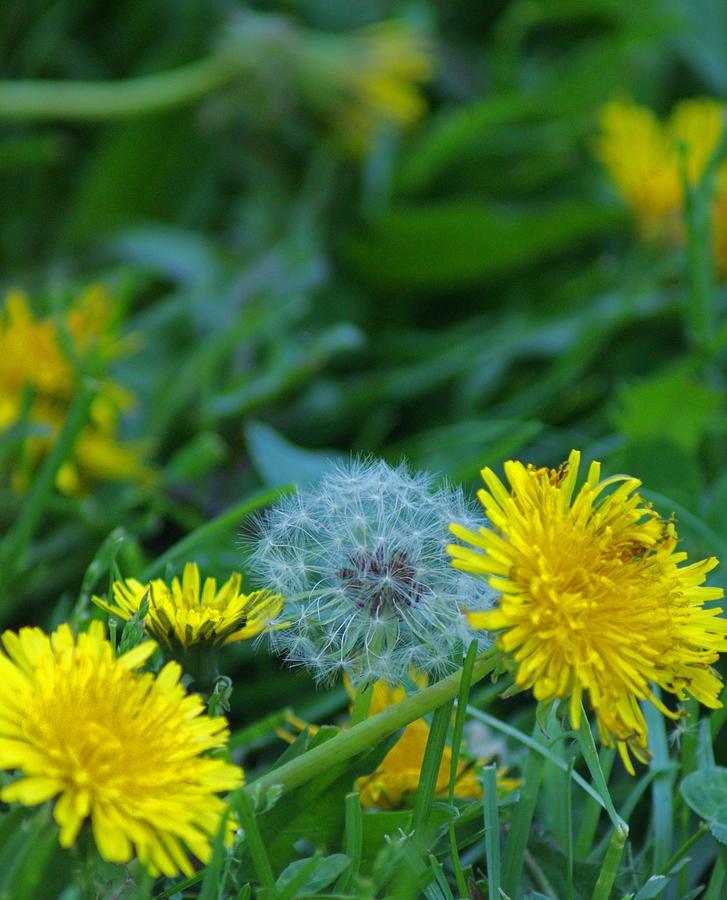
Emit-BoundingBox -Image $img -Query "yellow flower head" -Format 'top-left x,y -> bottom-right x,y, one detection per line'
596,98 -> 727,269
0,620 -> 243,876
299,20 -> 432,155
448,450 -> 727,774
93,562 -> 283,655
352,676 -> 514,809
0,285 -> 146,493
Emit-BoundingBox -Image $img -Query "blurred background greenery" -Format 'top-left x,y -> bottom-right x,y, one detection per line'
2,0 -> 727,725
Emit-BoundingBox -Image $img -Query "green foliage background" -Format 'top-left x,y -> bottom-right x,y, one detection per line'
3,0 -> 727,897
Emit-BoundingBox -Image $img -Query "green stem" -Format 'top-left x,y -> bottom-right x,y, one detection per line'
680,122 -> 727,358
0,379 -> 96,592
246,651 -> 498,801
467,706 -> 608,811
411,699 -> 454,839
481,765 -> 501,900
448,641 -> 478,898
140,484 -> 293,581
576,706 -> 626,832
591,825 -> 627,900
658,823 -> 709,877
0,54 -> 243,121
233,790 -> 276,892
575,748 -> 614,860
501,726 -> 546,898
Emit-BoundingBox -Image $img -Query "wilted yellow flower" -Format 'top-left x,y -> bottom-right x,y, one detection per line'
277,674 -> 515,809
596,98 -> 727,271
0,286 -> 146,492
94,562 -> 282,655
0,620 -> 242,876
299,20 -> 432,154
449,450 -> 727,774
354,678 -> 514,809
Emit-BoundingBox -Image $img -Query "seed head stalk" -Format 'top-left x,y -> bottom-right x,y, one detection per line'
245,649 -> 499,801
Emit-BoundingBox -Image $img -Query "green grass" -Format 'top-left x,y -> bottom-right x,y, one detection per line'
2,0 -> 727,896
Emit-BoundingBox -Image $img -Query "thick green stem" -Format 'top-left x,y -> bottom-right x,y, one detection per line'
245,651 -> 498,801
0,54 -> 242,121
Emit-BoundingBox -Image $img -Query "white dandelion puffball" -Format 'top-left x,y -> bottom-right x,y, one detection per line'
247,458 -> 496,685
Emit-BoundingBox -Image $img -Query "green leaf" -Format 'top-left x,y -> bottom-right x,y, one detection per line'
164,432 -> 228,483
395,419 -> 542,483
244,420 -> 341,489
275,852 -> 350,897
607,439 -> 702,513
616,368 -> 725,453
632,874 -> 669,898
395,94 -> 532,195
681,766 -> 727,823
240,730 -> 400,879
342,200 -> 620,291
0,808 -> 69,900
65,114 -> 208,242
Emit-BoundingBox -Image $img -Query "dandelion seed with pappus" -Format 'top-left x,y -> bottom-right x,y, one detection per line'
247,458 -> 496,685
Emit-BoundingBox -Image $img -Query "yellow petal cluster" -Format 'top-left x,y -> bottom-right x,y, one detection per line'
0,621 -> 243,876
595,98 -> 727,272
300,20 -> 432,155
0,286 -> 146,493
355,678 -> 514,809
93,561 -> 283,653
449,450 -> 727,773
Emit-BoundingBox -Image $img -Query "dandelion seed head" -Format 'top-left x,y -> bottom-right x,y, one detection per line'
247,458 -> 496,684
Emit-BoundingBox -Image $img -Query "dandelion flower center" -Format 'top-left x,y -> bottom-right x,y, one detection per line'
339,547 -> 427,617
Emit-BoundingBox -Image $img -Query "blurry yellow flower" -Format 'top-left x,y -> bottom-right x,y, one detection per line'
596,98 -> 727,271
93,562 -> 283,655
0,285 -> 146,492
277,675 -> 516,810
299,20 -> 432,154
449,449 -> 727,774
0,620 -> 242,876
354,678 -> 514,809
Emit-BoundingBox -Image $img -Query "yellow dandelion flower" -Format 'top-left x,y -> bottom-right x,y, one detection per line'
0,620 -> 243,876
354,678 -> 514,809
0,285 -> 148,493
448,450 -> 727,774
596,97 -> 727,271
93,562 -> 283,655
299,20 -> 432,155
